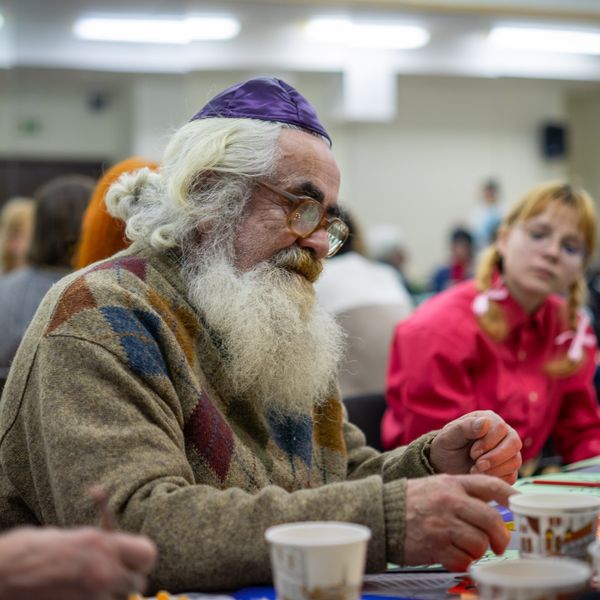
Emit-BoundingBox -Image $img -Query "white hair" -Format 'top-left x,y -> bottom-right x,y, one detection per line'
106,118 -> 284,250
183,243 -> 345,418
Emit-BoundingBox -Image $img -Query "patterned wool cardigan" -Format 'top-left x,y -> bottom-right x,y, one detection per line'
0,244 -> 436,593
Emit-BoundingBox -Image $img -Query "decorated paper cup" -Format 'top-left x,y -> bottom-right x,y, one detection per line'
471,557 -> 591,600
265,521 -> 371,600
509,493 -> 600,559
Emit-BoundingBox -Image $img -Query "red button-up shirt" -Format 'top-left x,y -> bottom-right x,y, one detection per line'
383,280 -> 600,463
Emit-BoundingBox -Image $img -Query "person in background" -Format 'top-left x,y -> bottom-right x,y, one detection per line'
470,178 -> 504,250
0,77 -> 521,592
315,209 -> 413,397
0,526 -> 156,599
366,224 -> 419,294
74,157 -> 159,269
430,226 -> 474,293
384,181 -> 600,468
0,197 -> 34,274
0,175 -> 94,379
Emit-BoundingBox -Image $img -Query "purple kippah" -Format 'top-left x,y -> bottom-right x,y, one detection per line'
189,77 -> 331,145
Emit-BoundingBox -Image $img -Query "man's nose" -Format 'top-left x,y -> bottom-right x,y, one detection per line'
297,228 -> 329,259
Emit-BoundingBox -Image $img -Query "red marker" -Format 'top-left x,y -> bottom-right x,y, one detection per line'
531,479 -> 600,488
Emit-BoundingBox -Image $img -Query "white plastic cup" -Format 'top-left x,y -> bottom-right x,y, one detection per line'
265,521 -> 371,600
509,493 -> 600,559
471,557 -> 591,600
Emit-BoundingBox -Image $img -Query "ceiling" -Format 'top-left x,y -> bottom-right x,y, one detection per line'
2,0 -> 600,83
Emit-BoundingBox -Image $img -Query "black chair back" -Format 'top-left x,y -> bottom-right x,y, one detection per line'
343,393 -> 386,452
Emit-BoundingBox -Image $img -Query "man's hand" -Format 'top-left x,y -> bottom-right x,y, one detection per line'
0,526 -> 157,600
404,473 -> 515,572
429,410 -> 522,484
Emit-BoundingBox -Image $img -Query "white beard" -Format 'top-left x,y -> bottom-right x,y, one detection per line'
182,245 -> 345,420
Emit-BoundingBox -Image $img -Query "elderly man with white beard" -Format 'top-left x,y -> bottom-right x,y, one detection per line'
0,78 -> 522,594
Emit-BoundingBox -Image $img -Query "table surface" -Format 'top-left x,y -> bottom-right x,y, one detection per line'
147,458 -> 600,600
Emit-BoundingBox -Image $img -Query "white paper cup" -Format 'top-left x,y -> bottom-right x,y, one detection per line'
471,557 -> 591,600
509,493 -> 600,559
265,521 -> 371,600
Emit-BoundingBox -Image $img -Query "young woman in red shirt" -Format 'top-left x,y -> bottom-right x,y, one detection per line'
383,181 -> 600,468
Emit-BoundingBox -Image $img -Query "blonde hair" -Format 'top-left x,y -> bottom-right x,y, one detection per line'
0,197 -> 35,273
475,181 -> 597,376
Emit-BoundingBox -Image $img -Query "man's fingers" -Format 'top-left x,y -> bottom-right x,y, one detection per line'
470,420 -> 510,460
440,546 -> 478,573
471,453 -> 522,479
472,429 -> 522,471
456,473 -> 516,507
112,534 -> 157,573
107,567 -> 148,597
449,523 -> 490,561
455,495 -> 511,555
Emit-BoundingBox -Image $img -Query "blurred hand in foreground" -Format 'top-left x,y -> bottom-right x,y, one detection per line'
0,526 -> 157,600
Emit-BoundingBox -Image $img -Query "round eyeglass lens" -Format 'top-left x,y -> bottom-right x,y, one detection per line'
326,221 -> 348,257
293,202 -> 322,236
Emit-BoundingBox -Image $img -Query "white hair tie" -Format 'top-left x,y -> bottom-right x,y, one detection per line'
555,310 -> 595,362
472,287 -> 508,316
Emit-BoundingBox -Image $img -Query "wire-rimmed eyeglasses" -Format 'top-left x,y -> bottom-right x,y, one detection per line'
257,180 -> 349,258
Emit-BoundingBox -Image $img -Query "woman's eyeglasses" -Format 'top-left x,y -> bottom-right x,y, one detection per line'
257,180 -> 349,258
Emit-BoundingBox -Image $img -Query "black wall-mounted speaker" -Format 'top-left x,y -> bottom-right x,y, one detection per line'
541,123 -> 568,159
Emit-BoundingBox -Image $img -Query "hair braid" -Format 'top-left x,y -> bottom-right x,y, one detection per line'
545,277 -> 588,377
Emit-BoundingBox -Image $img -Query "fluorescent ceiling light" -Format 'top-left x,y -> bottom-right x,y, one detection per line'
0,13 -> 4,31
489,25 -> 600,55
73,16 -> 240,44
306,18 -> 429,50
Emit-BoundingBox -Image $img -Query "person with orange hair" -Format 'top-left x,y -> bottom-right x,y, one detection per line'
73,157 -> 159,269
384,181 -> 600,466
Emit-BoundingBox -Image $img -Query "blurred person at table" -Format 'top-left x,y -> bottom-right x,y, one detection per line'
0,526 -> 156,600
73,157 -> 159,269
366,223 -> 420,295
315,209 -> 413,397
0,77 -> 521,593
430,226 -> 474,294
383,181 -> 600,466
0,197 -> 34,274
0,175 -> 93,379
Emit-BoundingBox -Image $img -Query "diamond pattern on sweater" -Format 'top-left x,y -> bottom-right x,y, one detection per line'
184,392 -> 234,482
100,306 -> 168,377
92,256 -> 147,281
267,411 -> 313,467
314,396 -> 345,453
46,276 -> 97,335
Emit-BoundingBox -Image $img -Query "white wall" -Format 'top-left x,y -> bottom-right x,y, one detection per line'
0,71 -> 130,159
568,89 -> 600,206
2,69 -> 597,279
331,76 -> 569,280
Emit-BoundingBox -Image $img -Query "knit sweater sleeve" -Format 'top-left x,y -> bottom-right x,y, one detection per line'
344,421 -> 437,482
6,334 -> 408,592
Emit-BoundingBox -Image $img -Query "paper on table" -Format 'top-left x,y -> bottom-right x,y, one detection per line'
514,470 -> 600,496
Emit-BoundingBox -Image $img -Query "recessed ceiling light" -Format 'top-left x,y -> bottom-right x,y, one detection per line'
73,15 -> 240,44
305,18 -> 429,50
489,25 -> 600,55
